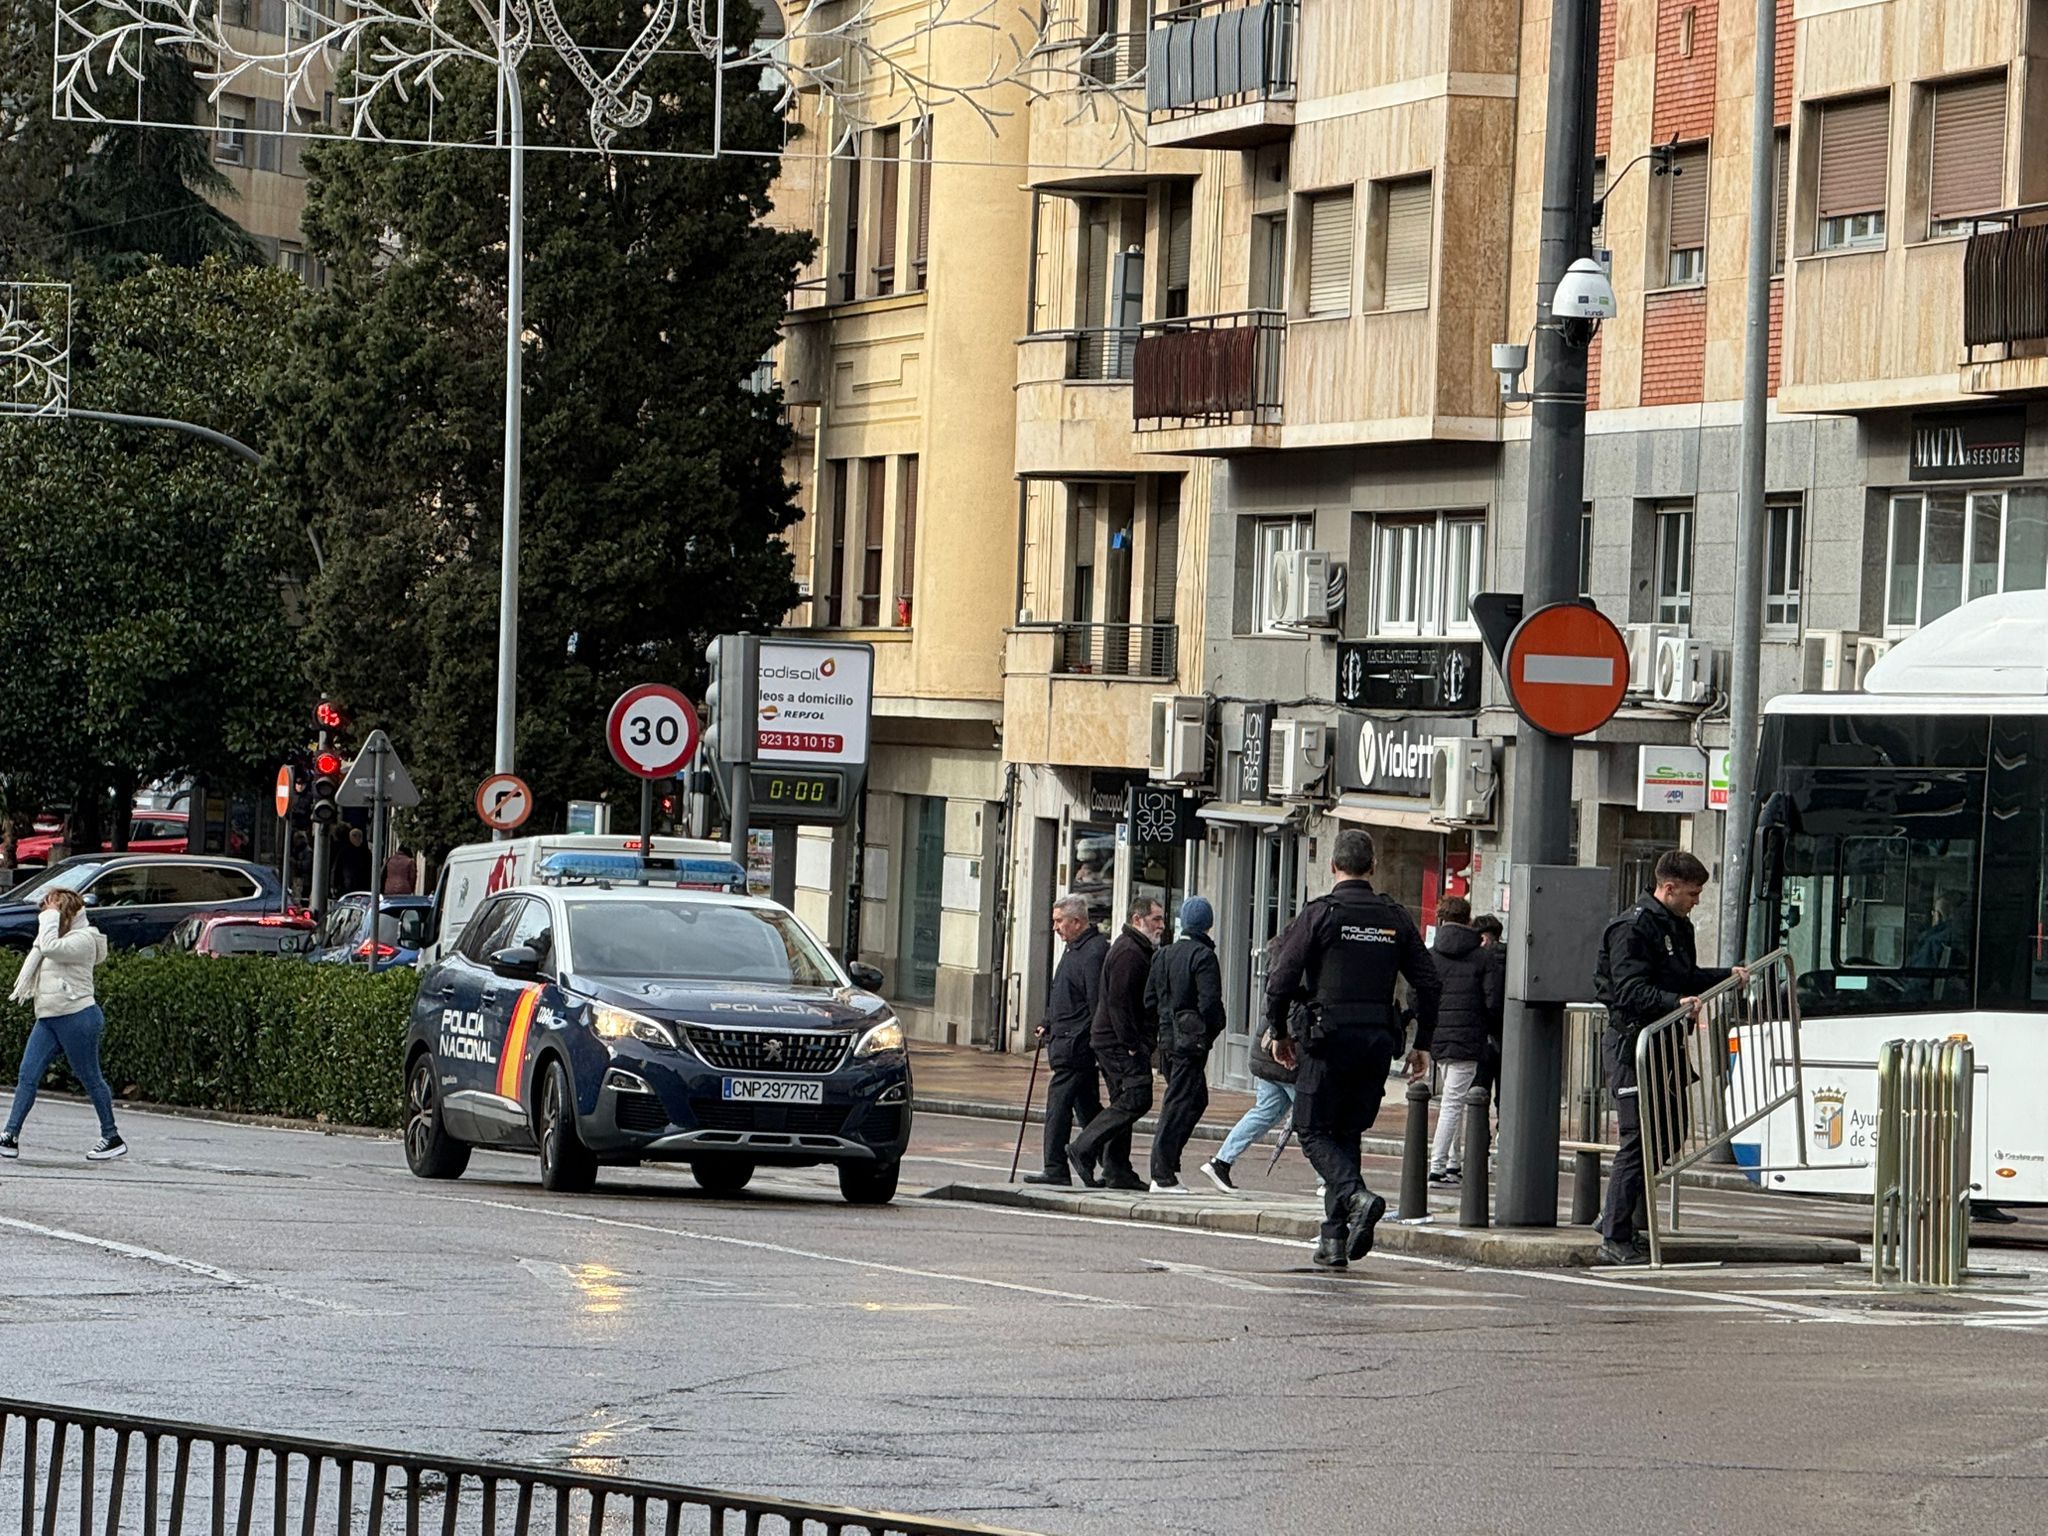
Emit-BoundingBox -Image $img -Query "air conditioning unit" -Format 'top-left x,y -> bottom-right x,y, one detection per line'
1654,635 -> 1714,704
1801,629 -> 1858,692
1624,623 -> 1683,695
1854,635 -> 1893,689
1430,739 -> 1497,824
1149,694 -> 1208,783
1268,718 -> 1329,799
1266,549 -> 1334,627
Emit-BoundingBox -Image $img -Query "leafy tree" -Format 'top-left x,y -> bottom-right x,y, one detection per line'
275,0 -> 812,852
0,261 -> 309,845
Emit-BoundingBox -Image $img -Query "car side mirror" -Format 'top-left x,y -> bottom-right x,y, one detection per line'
847,961 -> 885,992
490,944 -> 542,979
79,892 -> 99,907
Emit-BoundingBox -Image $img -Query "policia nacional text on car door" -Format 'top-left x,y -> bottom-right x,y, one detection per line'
402,886 -> 912,1202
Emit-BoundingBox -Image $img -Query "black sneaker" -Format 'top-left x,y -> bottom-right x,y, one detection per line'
1595,1240 -> 1646,1267
1312,1234 -> 1348,1269
1344,1192 -> 1388,1262
0,1132 -> 17,1160
86,1135 -> 127,1162
1198,1158 -> 1236,1193
1428,1169 -> 1459,1186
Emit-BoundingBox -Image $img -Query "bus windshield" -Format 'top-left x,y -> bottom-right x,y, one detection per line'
1750,713 -> 2048,1016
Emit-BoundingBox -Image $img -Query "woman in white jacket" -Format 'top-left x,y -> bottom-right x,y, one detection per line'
1,888 -> 124,1160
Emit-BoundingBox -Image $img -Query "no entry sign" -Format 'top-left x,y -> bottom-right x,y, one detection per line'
1504,602 -> 1630,738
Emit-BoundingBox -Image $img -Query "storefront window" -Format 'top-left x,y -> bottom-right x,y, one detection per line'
897,796 -> 945,1002
1068,822 -> 1117,930
1130,835 -> 1187,934
1887,488 -> 2048,634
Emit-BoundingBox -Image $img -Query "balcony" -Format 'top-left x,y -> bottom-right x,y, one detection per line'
1003,623 -> 1179,769
1131,308 -> 1283,454
1145,0 -> 1296,151
1961,208 -> 2048,396
1015,328 -> 1150,477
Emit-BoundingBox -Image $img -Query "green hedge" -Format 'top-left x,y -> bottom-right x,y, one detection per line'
0,954 -> 418,1129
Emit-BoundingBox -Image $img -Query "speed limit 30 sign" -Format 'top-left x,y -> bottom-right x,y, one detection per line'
607,683 -> 702,780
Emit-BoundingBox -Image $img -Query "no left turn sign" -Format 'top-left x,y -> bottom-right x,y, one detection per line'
606,683 -> 701,780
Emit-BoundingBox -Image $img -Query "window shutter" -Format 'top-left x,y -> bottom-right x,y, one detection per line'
1666,144 -> 1708,252
1151,481 -> 1180,624
912,119 -> 932,286
1772,130 -> 1789,271
1166,186 -> 1192,293
1929,76 -> 2006,225
898,455 -> 918,609
871,127 -> 900,295
1816,94 -> 1890,219
1306,189 -> 1354,315
1381,177 -> 1433,309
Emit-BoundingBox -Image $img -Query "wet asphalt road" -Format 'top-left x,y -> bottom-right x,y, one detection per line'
3,1098 -> 2048,1536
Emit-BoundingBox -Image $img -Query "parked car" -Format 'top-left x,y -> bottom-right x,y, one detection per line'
308,893 -> 434,970
161,912 -> 317,957
12,810 -> 189,870
0,854 -> 287,951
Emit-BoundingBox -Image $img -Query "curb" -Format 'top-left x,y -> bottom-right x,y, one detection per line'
910,1094 -> 1763,1195
1,1088 -> 397,1142
921,1181 -> 1866,1270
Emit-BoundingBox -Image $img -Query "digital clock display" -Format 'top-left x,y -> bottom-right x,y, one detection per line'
748,768 -> 845,818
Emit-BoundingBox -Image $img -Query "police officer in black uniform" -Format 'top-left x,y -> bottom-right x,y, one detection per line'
1593,849 -> 1748,1265
1267,829 -> 1442,1270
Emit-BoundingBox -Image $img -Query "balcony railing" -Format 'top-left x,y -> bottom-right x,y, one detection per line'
1146,0 -> 1297,120
1963,206 -> 2048,357
1034,621 -> 1178,679
1075,28 -> 1148,88
1132,308 -> 1284,429
1057,325 -> 1141,382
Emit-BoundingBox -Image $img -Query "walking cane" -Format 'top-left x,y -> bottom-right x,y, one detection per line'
1266,1113 -> 1295,1175
1009,1035 -> 1046,1182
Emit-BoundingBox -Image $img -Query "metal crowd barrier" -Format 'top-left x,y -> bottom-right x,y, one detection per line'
0,1399 -> 1043,1536
1636,948 -> 1808,1266
1872,1038 -> 1976,1288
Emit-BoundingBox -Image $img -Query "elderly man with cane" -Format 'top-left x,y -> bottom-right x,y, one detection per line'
1015,895 -> 1110,1185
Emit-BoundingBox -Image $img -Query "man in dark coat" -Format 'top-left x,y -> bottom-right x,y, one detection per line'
1593,850 -> 1747,1265
1143,896 -> 1226,1193
1425,896 -> 1502,1185
1024,894 -> 1110,1185
1268,830 -> 1441,1269
1066,896 -> 1165,1189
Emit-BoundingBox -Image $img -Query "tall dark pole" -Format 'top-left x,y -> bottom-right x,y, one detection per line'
1498,0 -> 1601,1228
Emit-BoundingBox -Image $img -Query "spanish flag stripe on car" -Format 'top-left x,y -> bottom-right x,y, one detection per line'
497,988 -> 542,1103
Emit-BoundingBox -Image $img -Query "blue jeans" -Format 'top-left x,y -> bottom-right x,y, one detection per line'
1217,1077 -> 1296,1166
5,1005 -> 118,1139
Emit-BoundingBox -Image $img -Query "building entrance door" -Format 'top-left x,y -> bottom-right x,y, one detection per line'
1216,824 -> 1301,1090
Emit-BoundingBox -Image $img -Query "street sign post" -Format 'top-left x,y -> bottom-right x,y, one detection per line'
338,731 -> 421,969
475,774 -> 534,833
1502,602 -> 1630,738
607,684 -> 702,867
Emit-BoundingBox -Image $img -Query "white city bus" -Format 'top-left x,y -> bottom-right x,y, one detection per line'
1738,592 -> 2048,1204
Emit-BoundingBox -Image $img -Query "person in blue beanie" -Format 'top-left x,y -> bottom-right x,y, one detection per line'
1141,895 -> 1226,1193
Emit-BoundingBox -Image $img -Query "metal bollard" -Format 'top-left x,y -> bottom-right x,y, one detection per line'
1398,1078 -> 1431,1219
1571,1148 -> 1603,1227
1459,1084 -> 1490,1228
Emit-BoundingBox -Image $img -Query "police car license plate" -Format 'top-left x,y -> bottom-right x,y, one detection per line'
721,1077 -> 824,1104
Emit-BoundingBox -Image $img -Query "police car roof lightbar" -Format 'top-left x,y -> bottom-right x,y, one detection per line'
535,851 -> 746,893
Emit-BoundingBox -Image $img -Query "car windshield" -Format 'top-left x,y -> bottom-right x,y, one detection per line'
7,860 -> 108,900
566,900 -> 842,986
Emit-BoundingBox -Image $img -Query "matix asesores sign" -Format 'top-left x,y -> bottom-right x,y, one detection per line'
1336,713 -> 1475,798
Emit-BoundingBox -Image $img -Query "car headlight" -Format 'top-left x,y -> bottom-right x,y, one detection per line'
854,1018 -> 905,1058
591,1005 -> 678,1050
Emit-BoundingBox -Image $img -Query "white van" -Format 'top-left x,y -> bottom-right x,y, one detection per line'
421,834 -> 736,964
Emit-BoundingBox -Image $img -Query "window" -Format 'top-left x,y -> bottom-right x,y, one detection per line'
566,900 -> 840,986
1152,478 -> 1181,626
502,897 -> 554,968
1373,176 -> 1433,311
910,118 -> 932,291
1579,506 -> 1595,600
1886,488 -> 2048,633
871,125 -> 900,297
1815,94 -> 1890,251
1662,143 -> 1708,287
246,97 -> 282,172
821,459 -> 850,626
1926,75 -> 2006,239
1765,496 -> 1804,629
896,455 -> 918,627
833,151 -> 862,301
1591,159 -> 1607,251
1304,190 -> 1354,316
896,797 -> 946,1002
1369,512 -> 1484,637
1654,501 -> 1694,626
1162,182 -> 1192,320
859,457 -> 885,626
1771,129 -> 1789,274
1251,516 -> 1313,633
214,98 -> 249,164
155,865 -> 260,904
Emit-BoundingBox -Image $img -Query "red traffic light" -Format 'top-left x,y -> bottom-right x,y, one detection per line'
314,751 -> 343,777
315,700 -> 348,730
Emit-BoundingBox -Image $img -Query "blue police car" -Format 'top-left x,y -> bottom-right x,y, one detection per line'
401,869 -> 911,1203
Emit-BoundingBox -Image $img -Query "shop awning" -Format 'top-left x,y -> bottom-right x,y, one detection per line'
1195,801 -> 1300,828
1331,795 -> 1442,834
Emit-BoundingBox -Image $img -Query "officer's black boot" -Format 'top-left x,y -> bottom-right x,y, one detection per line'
1345,1191 -> 1388,1262
1312,1233 -> 1347,1269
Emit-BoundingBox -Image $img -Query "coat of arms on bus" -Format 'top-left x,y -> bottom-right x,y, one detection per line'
1811,1084 -> 1846,1152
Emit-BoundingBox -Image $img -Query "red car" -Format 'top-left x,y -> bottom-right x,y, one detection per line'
161,911 -> 316,957
13,810 -> 188,869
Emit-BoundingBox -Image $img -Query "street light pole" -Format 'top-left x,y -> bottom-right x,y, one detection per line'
1719,0 -> 1779,956
1497,0 -> 1600,1229
494,64 -> 527,802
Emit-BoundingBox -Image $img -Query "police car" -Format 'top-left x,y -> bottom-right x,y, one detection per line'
401,857 -> 911,1203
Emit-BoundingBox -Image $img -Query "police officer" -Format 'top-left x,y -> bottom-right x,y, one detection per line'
1593,849 -> 1748,1265
1267,829 -> 1441,1270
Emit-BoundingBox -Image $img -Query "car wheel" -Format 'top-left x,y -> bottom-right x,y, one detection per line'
404,1055 -> 470,1181
537,1059 -> 598,1194
838,1159 -> 900,1206
690,1158 -> 757,1197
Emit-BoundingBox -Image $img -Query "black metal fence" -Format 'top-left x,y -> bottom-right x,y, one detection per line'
1041,621 -> 1177,680
0,1400 -> 1043,1536
1963,206 -> 2048,354
1131,309 -> 1284,429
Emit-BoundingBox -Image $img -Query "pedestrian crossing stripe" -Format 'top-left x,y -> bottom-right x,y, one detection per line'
497,988 -> 542,1103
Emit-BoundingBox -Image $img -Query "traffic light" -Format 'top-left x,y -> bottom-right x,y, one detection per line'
702,638 -> 723,765
702,634 -> 758,765
311,697 -> 346,825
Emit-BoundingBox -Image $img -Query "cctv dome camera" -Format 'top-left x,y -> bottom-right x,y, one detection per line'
1552,257 -> 1617,322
